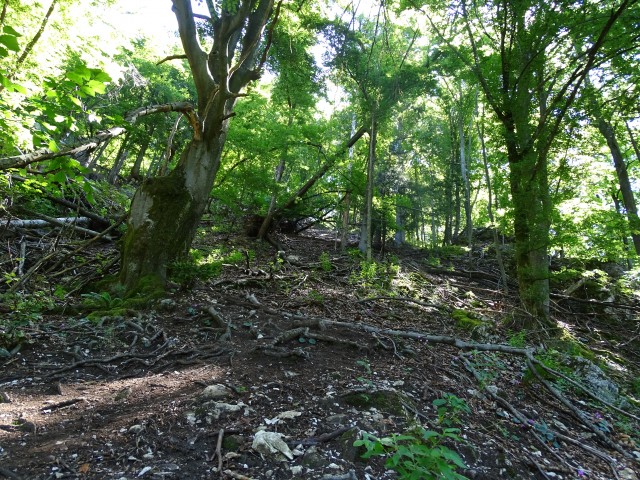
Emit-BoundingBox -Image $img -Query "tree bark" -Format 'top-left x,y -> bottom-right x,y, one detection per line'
130,124 -> 156,181
478,115 -> 508,292
597,118 -> 640,255
119,0 -> 276,291
359,117 -> 377,261
119,139 -> 224,289
458,102 -> 473,255
508,146 -> 551,321
108,133 -> 130,184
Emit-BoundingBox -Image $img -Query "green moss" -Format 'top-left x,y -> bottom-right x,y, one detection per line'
342,390 -> 410,416
451,309 -> 483,330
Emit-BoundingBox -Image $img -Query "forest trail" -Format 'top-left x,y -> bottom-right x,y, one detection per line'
0,230 -> 639,480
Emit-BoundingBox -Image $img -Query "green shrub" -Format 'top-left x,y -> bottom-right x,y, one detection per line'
354,427 -> 468,480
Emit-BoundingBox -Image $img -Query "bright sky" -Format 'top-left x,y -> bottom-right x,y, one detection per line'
110,0 -> 178,47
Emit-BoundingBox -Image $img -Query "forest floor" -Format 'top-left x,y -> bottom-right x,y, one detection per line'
0,228 -> 639,480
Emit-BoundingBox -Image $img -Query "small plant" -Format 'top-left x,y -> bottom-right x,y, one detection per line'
81,291 -> 123,309
319,251 -> 332,272
508,330 -> 527,348
354,426 -> 468,480
433,394 -> 471,427
356,358 -> 374,387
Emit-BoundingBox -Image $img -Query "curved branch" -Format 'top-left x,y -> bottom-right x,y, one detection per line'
172,0 -> 215,105
156,54 -> 188,65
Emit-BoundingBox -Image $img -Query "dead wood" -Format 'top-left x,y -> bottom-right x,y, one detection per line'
3,216 -> 91,229
290,426 -> 354,446
357,295 -> 448,311
524,356 -> 632,459
550,293 -> 640,312
0,127 -> 126,171
40,398 -> 85,412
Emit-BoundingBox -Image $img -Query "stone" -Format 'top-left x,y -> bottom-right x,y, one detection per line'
572,357 -> 620,404
252,431 -> 293,460
205,402 -> 244,420
202,384 -> 232,400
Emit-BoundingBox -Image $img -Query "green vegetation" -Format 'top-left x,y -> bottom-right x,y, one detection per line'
354,395 -> 471,479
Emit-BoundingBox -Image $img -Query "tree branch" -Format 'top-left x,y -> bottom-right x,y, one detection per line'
0,128 -> 125,171
156,54 -> 188,65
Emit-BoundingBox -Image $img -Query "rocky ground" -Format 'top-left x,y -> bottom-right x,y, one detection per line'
1,229 -> 639,479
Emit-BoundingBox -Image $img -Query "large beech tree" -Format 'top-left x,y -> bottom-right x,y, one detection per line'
118,0 -> 278,290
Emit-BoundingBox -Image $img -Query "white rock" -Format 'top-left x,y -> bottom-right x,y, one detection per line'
137,466 -> 152,477
128,425 -> 144,434
202,384 -> 232,400
252,431 -> 293,460
277,410 -> 302,420
290,465 -> 303,474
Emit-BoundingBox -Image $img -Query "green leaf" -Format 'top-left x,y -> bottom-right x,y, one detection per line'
0,34 -> 19,52
439,448 -> 467,468
79,85 -> 96,97
90,69 -> 111,82
69,96 -> 82,107
66,72 -> 84,85
3,26 -> 21,36
86,79 -> 106,94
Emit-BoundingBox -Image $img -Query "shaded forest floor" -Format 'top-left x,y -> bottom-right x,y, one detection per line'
1,228 -> 640,480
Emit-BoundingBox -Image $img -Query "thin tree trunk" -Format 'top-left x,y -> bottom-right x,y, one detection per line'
257,155 -> 286,238
478,116 -> 508,292
108,134 -> 130,184
459,107 -> 473,255
625,120 -> 640,165
130,124 -> 156,180
612,192 -> 634,269
0,0 -> 8,26
359,117 -> 377,261
596,118 -> 640,255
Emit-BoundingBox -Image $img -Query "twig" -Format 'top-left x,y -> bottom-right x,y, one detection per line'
40,398 -> 85,412
216,428 -> 224,476
222,470 -> 255,480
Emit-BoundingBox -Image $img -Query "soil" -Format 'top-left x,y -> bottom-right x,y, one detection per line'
1,229 -> 639,480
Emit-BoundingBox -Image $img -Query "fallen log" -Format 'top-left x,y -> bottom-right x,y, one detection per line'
3,216 -> 91,229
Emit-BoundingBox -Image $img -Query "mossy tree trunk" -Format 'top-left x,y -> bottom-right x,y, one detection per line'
457,0 -> 633,327
119,0 -> 276,292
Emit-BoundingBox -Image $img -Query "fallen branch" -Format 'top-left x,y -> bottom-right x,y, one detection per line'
0,127 -> 126,171
550,293 -> 640,312
357,295 -> 447,311
290,426 -> 354,446
40,398 -> 85,412
524,356 -> 632,459
3,216 -> 90,229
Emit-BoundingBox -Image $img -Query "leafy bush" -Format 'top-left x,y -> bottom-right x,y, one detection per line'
354,427 -> 468,480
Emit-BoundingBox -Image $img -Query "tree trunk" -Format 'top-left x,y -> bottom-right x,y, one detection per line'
108,134 -> 130,184
479,116 -> 508,292
359,117 -> 377,261
597,118 -> 640,255
119,138 -> 223,289
508,147 -> 551,322
130,124 -> 156,181
458,108 -> 473,255
257,155 -> 286,239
